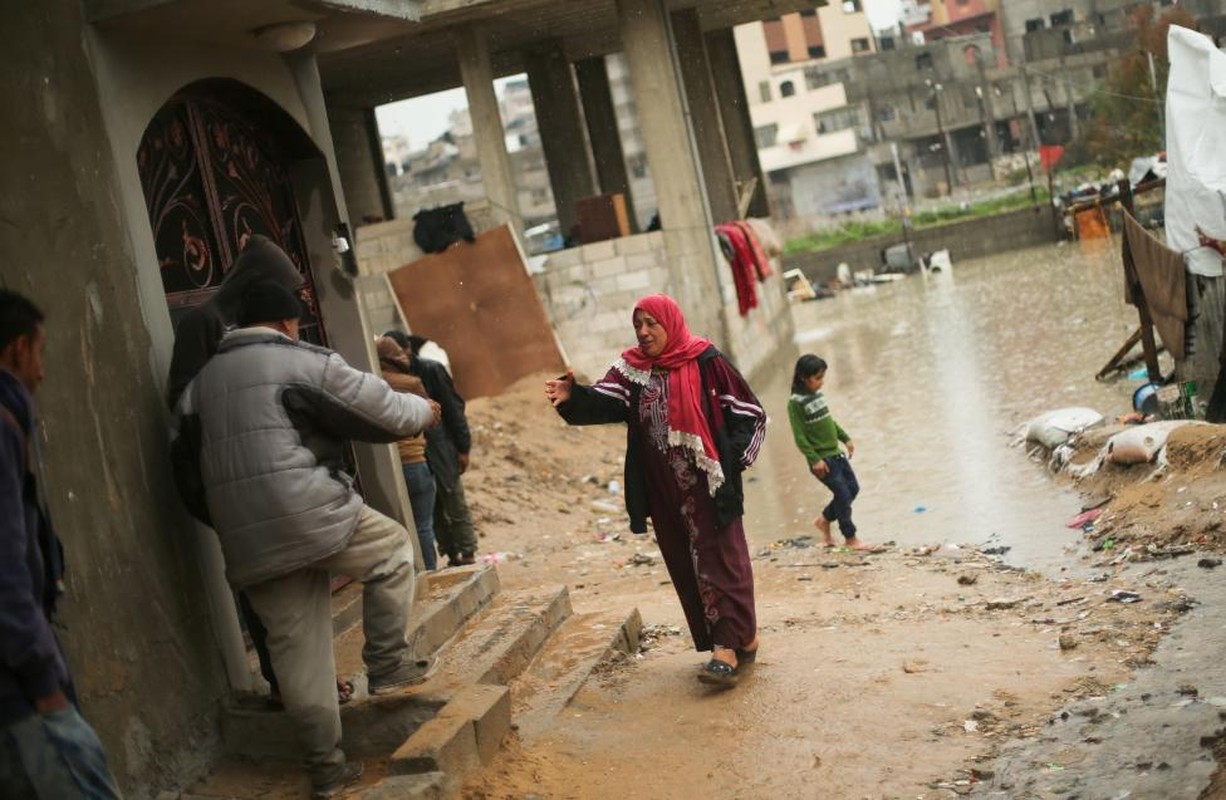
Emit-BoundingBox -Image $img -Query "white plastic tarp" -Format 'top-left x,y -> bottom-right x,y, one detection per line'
1165,26 -> 1226,277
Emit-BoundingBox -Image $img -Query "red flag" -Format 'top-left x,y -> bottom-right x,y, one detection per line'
1039,144 -> 1065,172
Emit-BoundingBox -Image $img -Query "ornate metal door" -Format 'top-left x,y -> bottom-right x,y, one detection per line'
138,92 -> 328,345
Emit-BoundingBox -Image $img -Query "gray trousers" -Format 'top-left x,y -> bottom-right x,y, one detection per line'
244,505 -> 414,781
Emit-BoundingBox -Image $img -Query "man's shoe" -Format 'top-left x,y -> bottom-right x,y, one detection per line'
311,760 -> 364,799
368,656 -> 435,695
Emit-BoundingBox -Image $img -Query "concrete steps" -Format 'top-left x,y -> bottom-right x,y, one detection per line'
179,565 -> 640,800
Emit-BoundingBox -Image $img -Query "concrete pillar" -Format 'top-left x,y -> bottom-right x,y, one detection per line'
574,56 -> 638,231
670,9 -> 739,224
455,24 -> 523,237
617,0 -> 726,345
525,41 -> 598,240
704,27 -> 770,218
326,105 -> 391,223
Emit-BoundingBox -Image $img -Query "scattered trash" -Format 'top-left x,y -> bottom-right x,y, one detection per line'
957,574 -> 979,586
980,545 -> 1011,556
770,535 -> 816,550
963,720 -> 979,733
607,480 -> 621,496
914,505 -> 927,513
1197,558 -> 1221,569
986,597 -> 1025,610
479,552 -> 513,564
591,500 -> 620,513
1107,589 -> 1142,603
1066,508 -> 1104,529
902,661 -> 926,674
1058,634 -> 1078,651
629,552 -> 655,566
593,532 -> 621,543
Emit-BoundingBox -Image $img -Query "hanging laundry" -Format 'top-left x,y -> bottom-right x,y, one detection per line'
714,223 -> 759,316
732,220 -> 773,280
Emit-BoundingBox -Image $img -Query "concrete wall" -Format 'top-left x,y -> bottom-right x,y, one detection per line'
789,153 -> 881,217
532,233 -> 671,379
0,4 -> 233,795
784,204 -> 1059,284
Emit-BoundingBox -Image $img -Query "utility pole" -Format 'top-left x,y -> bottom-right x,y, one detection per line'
928,79 -> 954,195
974,49 -> 999,181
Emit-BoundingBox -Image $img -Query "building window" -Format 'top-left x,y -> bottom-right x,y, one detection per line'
851,38 -> 871,53
780,80 -> 797,98
815,106 -> 860,134
758,81 -> 772,103
915,52 -> 934,71
769,49 -> 789,64
874,105 -> 897,122
805,67 -> 831,90
754,124 -> 779,149
843,0 -> 862,12
1025,18 -> 1045,32
809,45 -> 827,59
1050,10 -> 1074,26
879,35 -> 896,51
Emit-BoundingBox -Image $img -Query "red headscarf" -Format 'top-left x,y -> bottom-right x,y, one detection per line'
616,294 -> 723,493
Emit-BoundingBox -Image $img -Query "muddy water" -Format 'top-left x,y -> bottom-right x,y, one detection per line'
743,239 -> 1146,574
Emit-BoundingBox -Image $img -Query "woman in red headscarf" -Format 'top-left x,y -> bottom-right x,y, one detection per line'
545,294 -> 766,687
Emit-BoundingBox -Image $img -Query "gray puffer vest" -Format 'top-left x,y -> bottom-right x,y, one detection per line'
175,328 -> 434,588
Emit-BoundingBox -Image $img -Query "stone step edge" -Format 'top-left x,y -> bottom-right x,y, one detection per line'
510,606 -> 643,736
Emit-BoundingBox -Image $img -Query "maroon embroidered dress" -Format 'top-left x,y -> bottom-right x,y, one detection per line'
586,355 -> 766,652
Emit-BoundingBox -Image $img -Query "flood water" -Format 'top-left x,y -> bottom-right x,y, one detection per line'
743,239 -> 1146,574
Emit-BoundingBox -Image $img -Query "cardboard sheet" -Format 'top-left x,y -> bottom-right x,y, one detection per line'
386,224 -> 565,399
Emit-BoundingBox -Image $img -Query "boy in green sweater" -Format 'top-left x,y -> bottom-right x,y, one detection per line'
787,354 -> 871,550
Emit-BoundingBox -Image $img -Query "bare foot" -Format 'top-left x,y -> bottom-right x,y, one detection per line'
814,516 -> 835,547
845,537 -> 875,551
711,645 -> 739,669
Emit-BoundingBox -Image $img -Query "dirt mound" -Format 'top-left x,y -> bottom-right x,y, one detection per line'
1053,422 -> 1226,559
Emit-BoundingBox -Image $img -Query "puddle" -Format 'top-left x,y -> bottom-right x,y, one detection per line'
744,241 -> 1143,576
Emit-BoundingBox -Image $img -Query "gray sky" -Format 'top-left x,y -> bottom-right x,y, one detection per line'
374,0 -> 903,149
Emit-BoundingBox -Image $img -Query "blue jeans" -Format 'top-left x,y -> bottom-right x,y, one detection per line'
402,462 -> 439,571
0,707 -> 122,799
818,455 -> 860,539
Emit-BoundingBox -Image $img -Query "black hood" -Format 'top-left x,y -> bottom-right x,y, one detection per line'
210,235 -> 305,321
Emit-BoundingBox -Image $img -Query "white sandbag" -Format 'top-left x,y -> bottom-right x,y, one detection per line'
1105,421 -> 1195,464
1025,407 -> 1105,449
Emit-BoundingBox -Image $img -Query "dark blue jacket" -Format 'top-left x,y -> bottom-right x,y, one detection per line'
0,369 -> 69,725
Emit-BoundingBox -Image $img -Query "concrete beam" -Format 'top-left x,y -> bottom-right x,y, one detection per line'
455,24 -> 523,237
525,41 -> 598,239
328,105 -> 392,223
671,8 -> 738,224
574,56 -> 637,231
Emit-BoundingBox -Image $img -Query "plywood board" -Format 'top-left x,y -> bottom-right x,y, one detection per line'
386,224 -> 565,399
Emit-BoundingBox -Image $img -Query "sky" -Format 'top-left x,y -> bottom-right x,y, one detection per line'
375,0 -> 903,150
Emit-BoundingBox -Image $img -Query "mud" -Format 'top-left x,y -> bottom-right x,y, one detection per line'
454,369 -> 1226,799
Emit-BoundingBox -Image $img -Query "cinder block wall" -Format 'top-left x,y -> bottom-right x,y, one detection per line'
532,232 -> 671,380
356,223 -> 794,387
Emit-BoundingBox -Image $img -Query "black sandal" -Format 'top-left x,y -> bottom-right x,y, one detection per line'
736,646 -> 758,665
697,658 -> 739,687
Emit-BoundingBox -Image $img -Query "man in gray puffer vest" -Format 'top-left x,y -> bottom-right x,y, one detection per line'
172,281 -> 440,799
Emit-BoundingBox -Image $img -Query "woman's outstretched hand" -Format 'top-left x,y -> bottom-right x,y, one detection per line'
545,370 -> 575,407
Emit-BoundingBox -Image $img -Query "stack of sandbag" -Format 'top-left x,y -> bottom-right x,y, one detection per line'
1024,407 -> 1106,450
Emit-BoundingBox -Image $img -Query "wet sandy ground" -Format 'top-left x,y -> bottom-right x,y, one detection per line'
457,241 -> 1220,799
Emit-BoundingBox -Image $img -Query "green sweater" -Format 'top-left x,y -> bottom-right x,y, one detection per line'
787,390 -> 850,466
